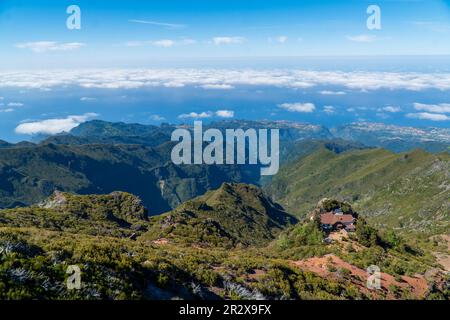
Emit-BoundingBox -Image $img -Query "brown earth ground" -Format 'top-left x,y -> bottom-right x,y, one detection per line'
289,254 -> 428,299
431,234 -> 450,272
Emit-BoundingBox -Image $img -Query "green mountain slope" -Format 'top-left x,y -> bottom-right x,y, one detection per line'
266,147 -> 450,234
0,119 -> 367,213
0,185 -> 447,300
0,140 -> 12,148
0,143 -> 259,213
0,183 -> 296,245
38,120 -> 450,153
41,119 -> 334,147
0,191 -> 148,237
44,120 -> 174,147
143,183 -> 297,247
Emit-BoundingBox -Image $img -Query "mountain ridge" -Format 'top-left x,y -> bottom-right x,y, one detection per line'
5,119 -> 447,153
143,182 -> 297,247
265,146 -> 449,235
1,183 -> 447,300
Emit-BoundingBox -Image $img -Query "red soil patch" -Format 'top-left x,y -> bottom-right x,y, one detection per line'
290,254 -> 428,299
152,238 -> 169,245
431,234 -> 450,272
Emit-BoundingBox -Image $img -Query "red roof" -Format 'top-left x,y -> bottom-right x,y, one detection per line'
320,212 -> 354,225
346,223 -> 356,230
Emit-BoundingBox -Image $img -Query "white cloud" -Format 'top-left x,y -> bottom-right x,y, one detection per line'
323,106 -> 335,114
0,108 -> 15,113
80,97 -> 97,101
126,41 -> 148,47
319,90 -> 346,95
381,106 -> 401,113
413,103 -> 450,113
278,36 -> 288,43
126,39 -> 196,48
7,102 -> 24,107
178,110 -> 235,119
127,40 -> 174,47
150,39 -> 176,48
215,110 -> 234,118
2,69 -> 450,92
15,113 -> 98,135
406,112 -> 449,121
178,112 -> 213,119
279,102 -> 315,113
269,36 -> 288,43
150,114 -> 165,121
163,81 -> 185,88
201,84 -> 234,90
212,37 -> 246,45
16,41 -> 85,53
128,19 -> 186,29
347,35 -> 377,43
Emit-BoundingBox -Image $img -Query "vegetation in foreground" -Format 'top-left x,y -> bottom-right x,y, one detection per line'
0,184 -> 448,300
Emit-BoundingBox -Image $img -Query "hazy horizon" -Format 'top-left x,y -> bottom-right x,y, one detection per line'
1,0 -> 449,142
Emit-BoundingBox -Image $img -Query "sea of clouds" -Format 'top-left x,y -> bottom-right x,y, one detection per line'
1,69 -> 450,91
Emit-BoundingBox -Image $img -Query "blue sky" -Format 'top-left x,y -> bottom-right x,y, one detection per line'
0,0 -> 450,67
0,1 -> 450,142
